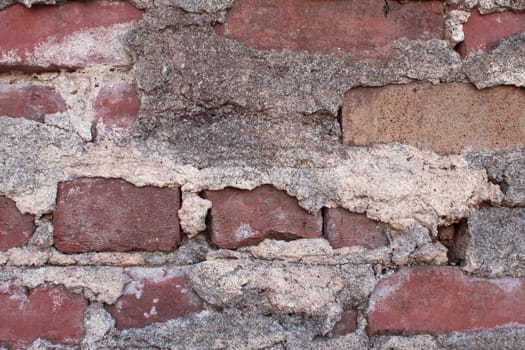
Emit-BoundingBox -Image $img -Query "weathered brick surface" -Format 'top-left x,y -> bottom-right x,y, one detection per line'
0,1 -> 143,71
54,178 -> 180,253
0,283 -> 87,349
0,84 -> 66,122
368,267 -> 525,335
92,84 -> 140,139
459,10 -> 525,57
332,310 -> 358,337
324,208 -> 389,249
107,268 -> 203,329
204,185 -> 322,249
464,207 -> 525,277
216,0 -> 443,57
0,196 -> 35,250
342,83 -> 525,154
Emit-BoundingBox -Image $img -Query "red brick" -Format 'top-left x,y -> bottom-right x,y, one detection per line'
204,185 -> 322,249
459,10 -> 525,57
0,84 -> 66,122
342,83 -> 525,154
324,208 -> 389,249
92,84 -> 140,140
0,282 -> 86,349
0,196 -> 35,250
53,178 -> 180,253
216,0 -> 443,57
0,1 -> 143,72
106,268 -> 203,329
368,267 -> 525,335
332,310 -> 358,337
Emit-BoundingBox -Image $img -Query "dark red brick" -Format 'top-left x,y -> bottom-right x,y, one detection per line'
342,83 -> 525,154
216,0 -> 443,57
92,84 -> 140,140
332,310 -> 358,337
324,208 -> 389,249
0,84 -> 66,122
204,185 -> 322,249
368,267 -> 525,335
54,178 -> 180,253
0,1 -> 143,71
0,283 -> 87,349
459,10 -> 525,57
0,196 -> 35,251
107,268 -> 203,329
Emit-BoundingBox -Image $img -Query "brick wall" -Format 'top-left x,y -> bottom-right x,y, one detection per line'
0,0 -> 524,349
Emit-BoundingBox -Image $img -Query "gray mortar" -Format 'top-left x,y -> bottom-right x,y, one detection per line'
372,327 -> 525,349
446,0 -> 525,12
96,309 -> 288,350
463,207 -> 525,277
463,33 -> 525,88
467,149 -> 525,207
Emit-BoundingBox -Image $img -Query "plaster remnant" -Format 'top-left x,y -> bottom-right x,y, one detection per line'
189,259 -> 375,334
445,10 -> 471,46
445,0 -> 525,12
178,192 -> 212,238
4,266 -> 128,303
4,247 -> 49,266
241,226 -> 447,266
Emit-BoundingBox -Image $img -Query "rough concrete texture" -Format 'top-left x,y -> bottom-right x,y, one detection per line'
0,0 -> 524,349
189,259 -> 376,335
463,207 -> 525,277
463,33 -> 525,88
0,266 -> 127,303
372,327 -> 525,349
467,149 -> 525,207
445,0 -> 525,13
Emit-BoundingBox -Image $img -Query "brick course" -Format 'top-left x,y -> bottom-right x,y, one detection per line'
0,283 -> 87,349
0,1 -> 143,71
324,208 -> 389,249
107,268 -> 203,329
459,10 -> 525,56
216,0 -> 443,57
54,178 -> 181,253
342,83 -> 525,154
0,84 -> 66,122
92,84 -> 140,140
368,267 -> 525,335
0,196 -> 35,250
204,186 -> 322,249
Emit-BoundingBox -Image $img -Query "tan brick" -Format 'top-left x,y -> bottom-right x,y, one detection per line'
342,83 -> 525,154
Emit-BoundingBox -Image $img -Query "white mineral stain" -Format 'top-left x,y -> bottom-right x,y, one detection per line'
235,224 -> 257,240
